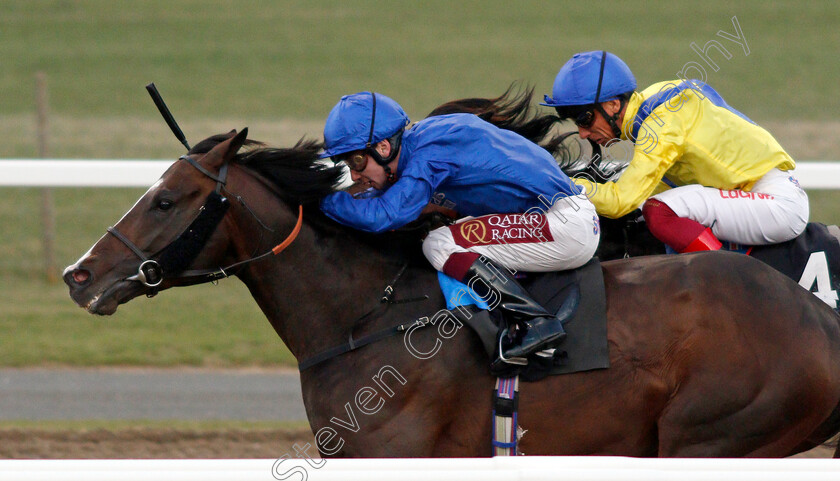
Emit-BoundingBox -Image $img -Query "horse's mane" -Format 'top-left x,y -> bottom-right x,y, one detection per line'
190,133 -> 426,263
428,83 -> 556,142
427,83 -> 575,164
235,140 -> 347,205
189,134 -> 344,205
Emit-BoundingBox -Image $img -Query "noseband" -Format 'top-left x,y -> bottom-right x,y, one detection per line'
107,154 -> 303,294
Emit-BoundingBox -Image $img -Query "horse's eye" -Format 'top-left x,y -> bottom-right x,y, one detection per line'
157,200 -> 174,211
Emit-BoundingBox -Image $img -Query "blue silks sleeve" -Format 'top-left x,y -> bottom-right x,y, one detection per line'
320,176 -> 434,233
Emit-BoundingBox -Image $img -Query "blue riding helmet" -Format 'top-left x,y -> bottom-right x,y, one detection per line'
541,51 -> 636,107
319,92 -> 410,159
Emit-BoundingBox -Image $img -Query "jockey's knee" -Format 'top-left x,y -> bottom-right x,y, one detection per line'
422,226 -> 457,271
641,198 -> 678,238
789,201 -> 809,239
763,212 -> 808,244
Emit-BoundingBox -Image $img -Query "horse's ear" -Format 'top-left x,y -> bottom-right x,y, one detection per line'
203,127 -> 249,168
229,128 -> 249,156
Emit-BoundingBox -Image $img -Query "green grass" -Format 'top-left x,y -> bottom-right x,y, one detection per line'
1,187 -> 293,367
2,1 -> 840,366
1,0 -> 838,132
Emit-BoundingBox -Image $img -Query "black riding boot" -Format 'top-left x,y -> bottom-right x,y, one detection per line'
462,257 -> 569,360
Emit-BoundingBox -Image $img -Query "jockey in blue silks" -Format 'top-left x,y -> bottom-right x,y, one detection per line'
319,92 -> 600,363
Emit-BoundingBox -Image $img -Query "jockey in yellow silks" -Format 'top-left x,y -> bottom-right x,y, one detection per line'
542,50 -> 808,252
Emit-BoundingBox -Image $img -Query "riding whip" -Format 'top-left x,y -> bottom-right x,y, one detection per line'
145,83 -> 191,151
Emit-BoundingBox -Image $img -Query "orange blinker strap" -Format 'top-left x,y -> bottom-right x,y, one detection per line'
272,205 -> 304,255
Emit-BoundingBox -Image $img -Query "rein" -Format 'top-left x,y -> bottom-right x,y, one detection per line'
107,155 -> 303,293
297,262 -> 430,371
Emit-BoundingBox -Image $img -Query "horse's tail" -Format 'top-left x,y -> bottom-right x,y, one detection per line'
427,83 -> 573,162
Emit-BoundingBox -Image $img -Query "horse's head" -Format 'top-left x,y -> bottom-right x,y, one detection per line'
63,129 -> 250,315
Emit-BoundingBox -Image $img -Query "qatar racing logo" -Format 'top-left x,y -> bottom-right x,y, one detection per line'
451,214 -> 553,248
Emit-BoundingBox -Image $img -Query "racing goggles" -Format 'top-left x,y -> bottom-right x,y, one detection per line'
555,106 -> 596,129
572,109 -> 596,129
332,151 -> 369,172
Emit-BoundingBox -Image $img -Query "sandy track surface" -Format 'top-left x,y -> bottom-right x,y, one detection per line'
0,428 -> 832,459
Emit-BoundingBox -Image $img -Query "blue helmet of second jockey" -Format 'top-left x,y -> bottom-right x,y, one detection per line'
543,51 -> 807,253
319,92 -> 601,366
542,50 -> 637,142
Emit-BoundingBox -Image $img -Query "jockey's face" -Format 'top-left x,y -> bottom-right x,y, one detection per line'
578,99 -> 623,146
347,140 -> 397,191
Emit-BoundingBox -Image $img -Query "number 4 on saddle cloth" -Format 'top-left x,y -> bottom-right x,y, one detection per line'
745,223 -> 840,311
610,211 -> 840,312
437,258 -> 610,382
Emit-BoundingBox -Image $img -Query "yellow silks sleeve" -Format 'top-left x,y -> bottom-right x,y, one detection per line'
575,111 -> 685,219
576,81 -> 795,219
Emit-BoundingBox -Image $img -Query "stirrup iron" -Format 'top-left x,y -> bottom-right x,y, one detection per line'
497,328 -> 528,366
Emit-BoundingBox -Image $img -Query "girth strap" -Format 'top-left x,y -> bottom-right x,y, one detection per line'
492,375 -> 521,456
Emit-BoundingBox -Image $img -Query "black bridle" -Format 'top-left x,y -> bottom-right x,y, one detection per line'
106,153 -> 304,295
108,83 -> 303,295
106,155 -> 228,291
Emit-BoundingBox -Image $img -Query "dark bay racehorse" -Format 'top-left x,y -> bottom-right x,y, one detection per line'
64,130 -> 840,457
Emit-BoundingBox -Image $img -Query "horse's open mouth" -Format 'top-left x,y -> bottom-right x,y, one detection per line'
78,280 -> 147,316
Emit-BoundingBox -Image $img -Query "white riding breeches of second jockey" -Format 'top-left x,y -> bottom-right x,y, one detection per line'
422,194 -> 601,273
651,168 -> 809,245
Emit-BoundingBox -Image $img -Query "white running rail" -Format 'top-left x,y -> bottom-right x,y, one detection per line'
1,160 -> 839,188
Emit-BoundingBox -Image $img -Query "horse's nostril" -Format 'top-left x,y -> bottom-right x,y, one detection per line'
70,269 -> 91,286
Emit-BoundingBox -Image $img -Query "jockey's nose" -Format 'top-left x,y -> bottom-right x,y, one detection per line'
578,126 -> 591,139
350,170 -> 363,183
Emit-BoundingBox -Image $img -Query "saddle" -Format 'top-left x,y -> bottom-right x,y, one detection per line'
749,223 -> 840,312
438,258 -> 610,382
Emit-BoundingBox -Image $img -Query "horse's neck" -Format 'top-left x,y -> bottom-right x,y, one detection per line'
222,187 -> 427,361
245,232 -> 431,359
